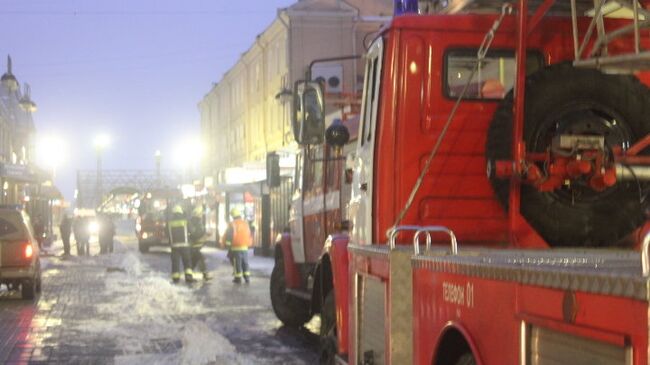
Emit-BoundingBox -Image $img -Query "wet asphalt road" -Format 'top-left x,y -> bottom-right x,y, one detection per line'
137,241 -> 322,362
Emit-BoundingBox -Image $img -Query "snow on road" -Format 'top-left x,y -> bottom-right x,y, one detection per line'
53,238 -> 263,365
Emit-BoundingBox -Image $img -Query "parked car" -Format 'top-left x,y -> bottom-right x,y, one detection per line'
0,207 -> 42,299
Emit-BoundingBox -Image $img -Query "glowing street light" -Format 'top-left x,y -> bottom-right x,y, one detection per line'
93,134 -> 110,150
174,137 -> 204,182
36,135 -> 67,179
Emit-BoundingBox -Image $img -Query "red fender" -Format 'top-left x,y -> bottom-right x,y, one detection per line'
327,233 -> 350,356
280,233 -> 301,289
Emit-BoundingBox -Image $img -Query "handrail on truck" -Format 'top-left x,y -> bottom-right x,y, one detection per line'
387,225 -> 458,255
413,226 -> 458,256
642,232 -> 650,276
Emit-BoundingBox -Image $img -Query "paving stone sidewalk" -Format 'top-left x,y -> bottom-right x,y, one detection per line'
0,253 -> 122,364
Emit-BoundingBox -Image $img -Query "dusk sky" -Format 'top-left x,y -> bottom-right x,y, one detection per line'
0,0 -> 295,201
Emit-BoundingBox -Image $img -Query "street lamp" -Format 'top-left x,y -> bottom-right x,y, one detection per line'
275,87 -> 293,146
36,135 -> 66,180
174,137 -> 204,184
155,150 -> 162,187
93,134 -> 110,208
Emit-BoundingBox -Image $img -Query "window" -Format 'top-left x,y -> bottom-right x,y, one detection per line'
0,216 -> 20,240
360,39 -> 383,146
294,152 -> 303,193
445,50 -> 543,100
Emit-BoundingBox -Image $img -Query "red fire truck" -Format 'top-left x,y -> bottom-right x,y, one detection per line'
271,1 -> 650,364
135,188 -> 181,253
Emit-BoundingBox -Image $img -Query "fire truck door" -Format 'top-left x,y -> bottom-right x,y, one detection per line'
351,38 -> 383,245
289,151 -> 306,263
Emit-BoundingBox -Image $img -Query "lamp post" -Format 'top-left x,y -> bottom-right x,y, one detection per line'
93,134 -> 110,208
155,150 -> 161,187
275,87 -> 293,146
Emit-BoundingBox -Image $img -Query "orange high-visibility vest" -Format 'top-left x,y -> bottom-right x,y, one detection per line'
231,219 -> 252,251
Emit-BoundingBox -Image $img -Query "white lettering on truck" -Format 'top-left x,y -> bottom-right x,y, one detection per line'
442,281 -> 475,308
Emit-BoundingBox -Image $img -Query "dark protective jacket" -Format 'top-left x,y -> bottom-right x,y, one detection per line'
188,215 -> 206,247
168,212 -> 189,248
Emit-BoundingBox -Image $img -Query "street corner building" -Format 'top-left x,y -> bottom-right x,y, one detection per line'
0,55 -> 62,223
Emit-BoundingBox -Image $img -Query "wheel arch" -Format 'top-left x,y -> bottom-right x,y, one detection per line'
432,322 -> 482,365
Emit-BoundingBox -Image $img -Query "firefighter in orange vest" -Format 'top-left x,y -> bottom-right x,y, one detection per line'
222,207 -> 252,284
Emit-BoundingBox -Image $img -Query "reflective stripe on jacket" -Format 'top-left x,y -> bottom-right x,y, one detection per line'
230,219 -> 251,251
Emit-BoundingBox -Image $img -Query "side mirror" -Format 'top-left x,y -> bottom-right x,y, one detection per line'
266,152 -> 281,188
292,81 -> 325,145
325,119 -> 350,148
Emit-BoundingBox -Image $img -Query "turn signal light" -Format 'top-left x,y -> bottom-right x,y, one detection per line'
24,244 -> 33,259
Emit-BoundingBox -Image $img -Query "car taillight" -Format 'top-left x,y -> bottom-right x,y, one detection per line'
24,243 -> 33,259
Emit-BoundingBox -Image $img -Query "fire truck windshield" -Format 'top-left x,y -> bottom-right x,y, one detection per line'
446,49 -> 543,100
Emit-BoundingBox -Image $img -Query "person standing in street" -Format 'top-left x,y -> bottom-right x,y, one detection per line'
33,215 -> 45,250
168,204 -> 194,283
189,205 -> 210,281
98,214 -> 115,254
59,214 -> 72,256
72,215 -> 88,256
223,207 -> 252,284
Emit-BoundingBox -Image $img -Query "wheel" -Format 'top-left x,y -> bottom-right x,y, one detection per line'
320,291 -> 336,337
454,353 -> 476,365
270,257 -> 312,327
319,291 -> 337,365
21,280 -> 36,300
486,64 -> 650,247
139,241 -> 149,253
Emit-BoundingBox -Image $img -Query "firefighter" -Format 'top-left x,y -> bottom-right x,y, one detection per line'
33,215 -> 45,250
167,204 -> 194,283
222,207 -> 252,284
189,205 -> 210,280
73,215 -> 89,256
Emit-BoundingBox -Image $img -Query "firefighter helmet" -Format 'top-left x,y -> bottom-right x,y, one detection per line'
230,207 -> 241,218
172,205 -> 184,214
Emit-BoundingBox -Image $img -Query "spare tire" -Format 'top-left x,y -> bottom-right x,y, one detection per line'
486,64 -> 650,247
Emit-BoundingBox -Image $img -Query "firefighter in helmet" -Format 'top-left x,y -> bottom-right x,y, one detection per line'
222,207 -> 252,284
189,204 -> 210,280
167,203 -> 194,283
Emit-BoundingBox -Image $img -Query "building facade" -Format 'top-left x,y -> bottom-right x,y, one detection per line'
0,55 -> 60,231
199,0 -> 393,185
0,55 -> 39,205
199,0 -> 392,250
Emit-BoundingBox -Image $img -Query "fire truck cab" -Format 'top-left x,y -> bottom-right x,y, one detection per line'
277,0 -> 650,364
270,92 -> 360,328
